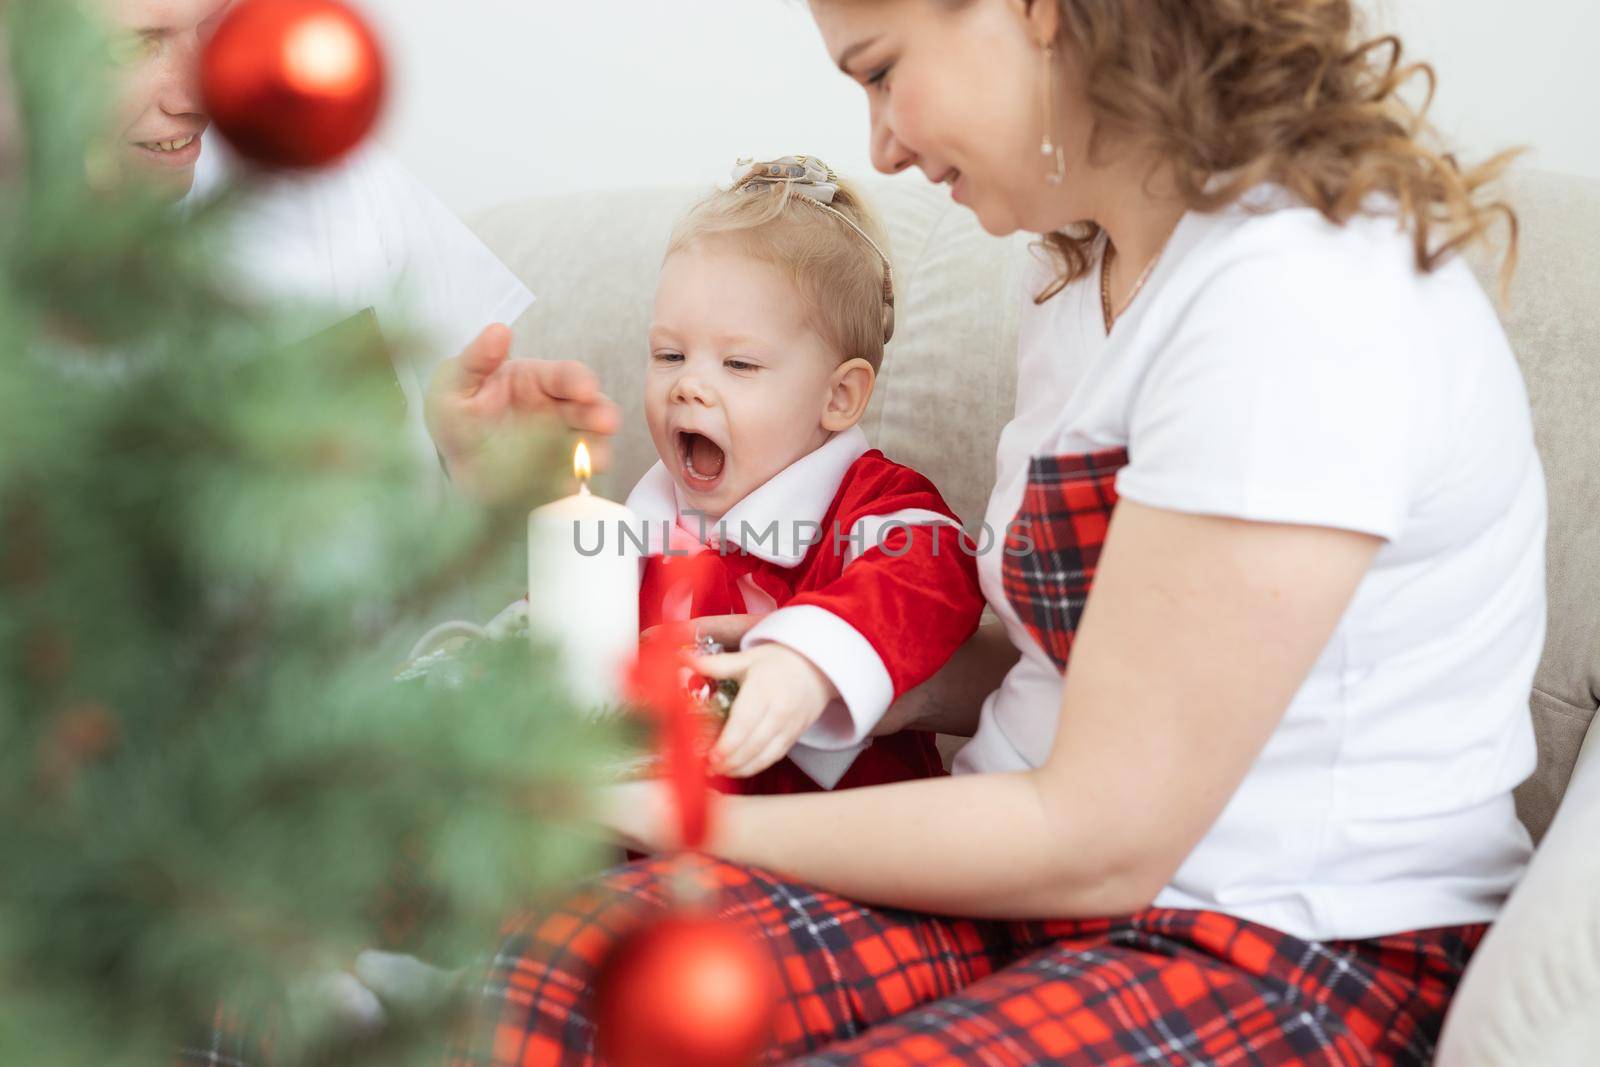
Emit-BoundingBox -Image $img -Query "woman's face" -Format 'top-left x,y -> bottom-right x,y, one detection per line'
808,0 -> 1099,236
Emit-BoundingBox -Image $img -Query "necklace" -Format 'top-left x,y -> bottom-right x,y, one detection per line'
1099,236 -> 1166,335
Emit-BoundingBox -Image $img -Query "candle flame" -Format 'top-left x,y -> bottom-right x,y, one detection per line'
573,440 -> 592,484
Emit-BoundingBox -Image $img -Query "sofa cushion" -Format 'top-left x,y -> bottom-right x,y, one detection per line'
1436,719 -> 1600,1064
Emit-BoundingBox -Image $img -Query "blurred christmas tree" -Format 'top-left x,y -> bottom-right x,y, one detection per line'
0,3 -> 615,1064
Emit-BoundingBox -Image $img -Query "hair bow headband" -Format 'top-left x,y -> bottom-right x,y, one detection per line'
730,155 -> 896,344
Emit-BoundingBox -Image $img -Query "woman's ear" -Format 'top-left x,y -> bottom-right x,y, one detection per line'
1011,0 -> 1061,46
820,357 -> 876,432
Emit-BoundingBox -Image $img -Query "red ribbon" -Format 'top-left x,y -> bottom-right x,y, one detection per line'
623,553 -> 720,851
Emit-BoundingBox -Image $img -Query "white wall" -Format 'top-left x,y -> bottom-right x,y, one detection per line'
362,0 -> 1600,217
1364,0 -> 1600,182
363,0 -> 878,216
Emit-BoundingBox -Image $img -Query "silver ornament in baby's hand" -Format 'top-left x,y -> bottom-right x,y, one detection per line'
690,634 -> 739,718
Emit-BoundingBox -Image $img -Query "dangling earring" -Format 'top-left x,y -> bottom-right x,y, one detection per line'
1039,42 -> 1066,186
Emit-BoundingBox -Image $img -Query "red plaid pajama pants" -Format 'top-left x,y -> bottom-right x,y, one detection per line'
453,856 -> 1483,1066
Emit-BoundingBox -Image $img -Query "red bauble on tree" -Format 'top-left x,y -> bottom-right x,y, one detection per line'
594,913 -> 779,1067
200,0 -> 386,169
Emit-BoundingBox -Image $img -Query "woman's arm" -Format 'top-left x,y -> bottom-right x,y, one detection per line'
871,612 -> 1019,738
606,500 -> 1381,919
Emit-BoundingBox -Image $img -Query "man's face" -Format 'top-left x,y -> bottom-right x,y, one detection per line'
102,0 -> 231,201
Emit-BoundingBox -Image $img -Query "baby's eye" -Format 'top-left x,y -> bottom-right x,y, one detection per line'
652,351 -> 684,364
725,359 -> 759,372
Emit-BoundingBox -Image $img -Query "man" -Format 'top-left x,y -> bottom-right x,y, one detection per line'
82,0 -> 621,1033
100,0 -> 619,492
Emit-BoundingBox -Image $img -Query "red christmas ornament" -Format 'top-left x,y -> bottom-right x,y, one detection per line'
594,913 -> 778,1067
200,0 -> 386,169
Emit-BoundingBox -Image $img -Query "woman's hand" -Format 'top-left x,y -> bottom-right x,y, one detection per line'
876,614 -> 1019,738
594,778 -> 677,854
695,645 -> 838,778
424,324 -> 622,500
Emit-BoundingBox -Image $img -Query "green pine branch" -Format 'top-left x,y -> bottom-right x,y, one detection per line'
0,4 -> 621,1064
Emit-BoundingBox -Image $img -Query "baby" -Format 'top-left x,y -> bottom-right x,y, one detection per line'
302,158 -> 987,1035
627,156 -> 984,794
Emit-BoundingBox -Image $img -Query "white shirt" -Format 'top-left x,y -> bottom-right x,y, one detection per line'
627,426 -> 959,788
956,186 -> 1544,941
184,143 -> 535,483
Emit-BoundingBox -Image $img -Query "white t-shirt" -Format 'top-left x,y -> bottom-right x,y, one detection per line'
955,185 -> 1545,941
184,143 -> 535,481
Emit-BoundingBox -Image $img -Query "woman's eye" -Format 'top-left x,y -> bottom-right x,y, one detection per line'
865,64 -> 892,88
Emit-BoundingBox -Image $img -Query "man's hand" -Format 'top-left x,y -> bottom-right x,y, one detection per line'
424,324 -> 622,499
694,644 -> 838,778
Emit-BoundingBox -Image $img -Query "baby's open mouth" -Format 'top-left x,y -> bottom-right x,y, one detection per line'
675,430 -> 726,490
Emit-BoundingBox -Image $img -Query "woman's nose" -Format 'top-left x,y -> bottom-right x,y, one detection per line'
869,99 -> 915,176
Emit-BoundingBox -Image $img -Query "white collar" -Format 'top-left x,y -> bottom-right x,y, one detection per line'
624,426 -> 870,567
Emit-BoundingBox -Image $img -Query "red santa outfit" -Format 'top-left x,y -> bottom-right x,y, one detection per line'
625,426 -> 983,792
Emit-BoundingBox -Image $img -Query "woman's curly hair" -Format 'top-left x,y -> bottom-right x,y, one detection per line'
1036,0 -> 1520,302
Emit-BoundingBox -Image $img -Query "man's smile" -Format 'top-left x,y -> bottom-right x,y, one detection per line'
130,130 -> 203,166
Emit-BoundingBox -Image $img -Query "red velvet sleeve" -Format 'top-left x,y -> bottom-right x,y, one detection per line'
783,455 -> 985,699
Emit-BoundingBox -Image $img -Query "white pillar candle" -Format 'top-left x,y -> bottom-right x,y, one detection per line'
527,442 -> 640,710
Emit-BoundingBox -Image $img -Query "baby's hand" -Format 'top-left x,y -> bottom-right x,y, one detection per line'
693,644 -> 838,778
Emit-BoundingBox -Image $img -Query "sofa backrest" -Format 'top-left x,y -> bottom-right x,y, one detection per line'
475,169 -> 1600,839
1457,171 -> 1600,840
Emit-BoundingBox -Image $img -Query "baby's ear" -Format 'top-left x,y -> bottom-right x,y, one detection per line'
821,357 -> 876,432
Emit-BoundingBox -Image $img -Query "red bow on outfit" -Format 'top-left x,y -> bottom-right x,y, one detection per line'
638,520 -> 791,628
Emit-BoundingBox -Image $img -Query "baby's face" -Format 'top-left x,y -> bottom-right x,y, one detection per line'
645,243 -> 844,523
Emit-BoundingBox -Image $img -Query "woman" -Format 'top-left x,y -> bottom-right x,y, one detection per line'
458,1 -> 1544,1063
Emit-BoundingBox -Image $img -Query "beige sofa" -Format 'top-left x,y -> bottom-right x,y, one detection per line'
474,170 -> 1600,1064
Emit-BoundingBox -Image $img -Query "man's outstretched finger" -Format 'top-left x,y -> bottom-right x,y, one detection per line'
553,396 -> 623,437
539,362 -> 622,434
533,359 -> 602,404
453,323 -> 514,394
496,362 -> 622,435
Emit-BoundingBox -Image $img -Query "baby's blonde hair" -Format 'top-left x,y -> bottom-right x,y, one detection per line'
665,168 -> 893,373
